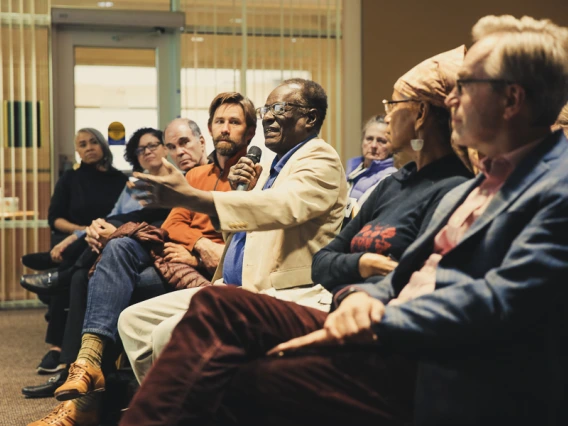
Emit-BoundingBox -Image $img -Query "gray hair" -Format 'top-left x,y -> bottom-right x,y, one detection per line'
472,15 -> 568,126
361,114 -> 386,141
76,127 -> 113,170
184,118 -> 202,138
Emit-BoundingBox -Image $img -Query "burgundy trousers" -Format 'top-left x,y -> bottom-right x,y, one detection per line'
120,286 -> 416,426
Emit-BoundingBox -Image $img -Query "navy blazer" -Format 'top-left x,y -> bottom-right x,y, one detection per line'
357,131 -> 568,425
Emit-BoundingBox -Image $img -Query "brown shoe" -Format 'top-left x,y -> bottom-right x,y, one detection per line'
54,359 -> 105,401
27,400 -> 99,426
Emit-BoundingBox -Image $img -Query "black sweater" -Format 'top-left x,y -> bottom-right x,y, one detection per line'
48,163 -> 128,231
312,154 -> 473,291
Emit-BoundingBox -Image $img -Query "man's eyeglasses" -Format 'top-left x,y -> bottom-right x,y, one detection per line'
135,141 -> 163,156
455,79 -> 513,96
256,102 -> 310,119
382,99 -> 420,115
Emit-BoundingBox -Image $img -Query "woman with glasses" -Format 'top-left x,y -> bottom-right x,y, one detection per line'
312,45 -> 474,291
113,127 -> 169,216
20,128 -> 169,381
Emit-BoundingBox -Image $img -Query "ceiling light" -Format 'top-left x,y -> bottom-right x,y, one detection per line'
97,1 -> 114,7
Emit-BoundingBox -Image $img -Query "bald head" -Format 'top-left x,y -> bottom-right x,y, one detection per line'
165,118 -> 202,139
164,118 -> 207,172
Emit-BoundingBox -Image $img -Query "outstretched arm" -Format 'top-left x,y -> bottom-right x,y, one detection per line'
133,158 -> 217,217
135,145 -> 344,234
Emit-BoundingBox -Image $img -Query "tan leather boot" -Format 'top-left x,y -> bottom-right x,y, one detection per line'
27,400 -> 99,426
54,359 -> 105,401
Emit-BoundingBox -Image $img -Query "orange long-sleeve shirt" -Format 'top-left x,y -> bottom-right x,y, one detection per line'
161,147 -> 247,251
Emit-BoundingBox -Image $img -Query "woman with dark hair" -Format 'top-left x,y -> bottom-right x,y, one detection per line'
124,127 -> 166,173
99,127 -> 168,220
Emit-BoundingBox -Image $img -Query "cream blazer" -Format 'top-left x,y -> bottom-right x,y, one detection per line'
211,138 -> 347,307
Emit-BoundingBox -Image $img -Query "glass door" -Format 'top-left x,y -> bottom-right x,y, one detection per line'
52,25 -> 180,176
74,46 -> 158,171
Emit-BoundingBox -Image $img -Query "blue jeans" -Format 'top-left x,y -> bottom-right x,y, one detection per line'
83,237 -> 169,341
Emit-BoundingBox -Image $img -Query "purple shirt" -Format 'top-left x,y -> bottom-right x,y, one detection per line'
346,157 -> 397,201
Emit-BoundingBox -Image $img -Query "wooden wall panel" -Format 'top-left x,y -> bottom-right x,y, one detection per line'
0,227 -> 51,302
361,0 -> 568,121
1,16 -> 51,303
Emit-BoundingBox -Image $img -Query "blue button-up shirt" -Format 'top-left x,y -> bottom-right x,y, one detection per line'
222,135 -> 316,286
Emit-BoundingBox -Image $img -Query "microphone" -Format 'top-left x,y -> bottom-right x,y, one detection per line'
236,146 -> 263,191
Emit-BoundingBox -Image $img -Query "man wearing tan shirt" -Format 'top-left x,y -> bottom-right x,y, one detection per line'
117,78 -> 347,384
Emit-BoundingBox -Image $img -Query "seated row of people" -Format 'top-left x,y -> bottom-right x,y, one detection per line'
120,14 -> 568,426
19,116 -> 216,395
19,127 -> 187,380
21,128 -> 128,376
27,83 -> 348,426
22,13 -> 568,426
117,46 -> 475,388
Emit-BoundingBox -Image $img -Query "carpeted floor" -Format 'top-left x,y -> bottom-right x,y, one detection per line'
0,308 -> 66,426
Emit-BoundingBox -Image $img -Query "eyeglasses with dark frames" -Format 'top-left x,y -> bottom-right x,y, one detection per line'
382,99 -> 420,115
455,79 -> 514,96
135,141 -> 163,156
256,102 -> 310,119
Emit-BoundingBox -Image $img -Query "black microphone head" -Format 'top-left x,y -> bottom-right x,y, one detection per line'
246,146 -> 262,164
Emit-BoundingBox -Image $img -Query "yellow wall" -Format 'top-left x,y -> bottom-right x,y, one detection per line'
361,0 -> 568,121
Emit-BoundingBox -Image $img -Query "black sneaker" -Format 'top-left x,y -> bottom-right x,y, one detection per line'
37,349 -> 66,375
21,252 -> 59,271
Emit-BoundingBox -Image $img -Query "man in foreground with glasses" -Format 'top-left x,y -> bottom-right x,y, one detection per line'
116,78 -> 347,384
122,15 -> 568,426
